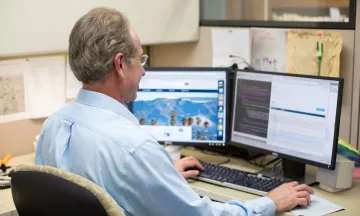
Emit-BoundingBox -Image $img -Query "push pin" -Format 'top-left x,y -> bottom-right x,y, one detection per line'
316,42 -> 324,76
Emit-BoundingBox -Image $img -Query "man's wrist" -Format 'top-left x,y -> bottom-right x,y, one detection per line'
245,196 -> 276,216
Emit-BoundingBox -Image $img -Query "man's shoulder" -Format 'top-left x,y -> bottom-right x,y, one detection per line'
94,117 -> 153,150
41,103 -> 74,128
45,101 -> 154,150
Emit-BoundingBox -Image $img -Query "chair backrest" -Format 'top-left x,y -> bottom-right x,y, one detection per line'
11,164 -> 125,216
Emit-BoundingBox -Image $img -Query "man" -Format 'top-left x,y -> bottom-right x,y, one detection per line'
139,118 -> 146,125
196,117 -> 202,126
150,119 -> 157,125
204,121 -> 209,131
182,117 -> 189,126
188,117 -> 194,126
36,7 -> 313,216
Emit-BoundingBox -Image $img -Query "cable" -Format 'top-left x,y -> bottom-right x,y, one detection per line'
249,156 -> 266,167
262,157 -> 281,167
271,159 -> 282,174
190,147 -> 278,168
198,149 -> 231,165
229,55 -> 254,70
249,156 -> 280,168
274,168 -> 283,177
217,157 -> 231,165
201,149 -> 224,156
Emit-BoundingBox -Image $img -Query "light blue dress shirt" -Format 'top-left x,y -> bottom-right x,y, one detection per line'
36,89 -> 276,216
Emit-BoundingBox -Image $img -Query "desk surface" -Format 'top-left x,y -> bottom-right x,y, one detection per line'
1,150 -> 359,216
0,154 -> 34,216
183,147 -> 360,216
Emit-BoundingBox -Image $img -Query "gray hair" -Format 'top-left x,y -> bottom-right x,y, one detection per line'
68,7 -> 136,84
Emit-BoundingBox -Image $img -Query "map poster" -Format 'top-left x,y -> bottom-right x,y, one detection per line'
0,59 -> 28,123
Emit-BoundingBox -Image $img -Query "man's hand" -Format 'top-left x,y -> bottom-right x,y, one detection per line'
266,181 -> 314,213
174,156 -> 204,178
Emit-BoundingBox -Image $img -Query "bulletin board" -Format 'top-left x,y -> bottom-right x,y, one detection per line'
286,31 -> 343,77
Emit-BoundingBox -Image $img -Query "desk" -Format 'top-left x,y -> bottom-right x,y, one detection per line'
183,147 -> 360,216
0,154 -> 34,216
1,151 -> 359,216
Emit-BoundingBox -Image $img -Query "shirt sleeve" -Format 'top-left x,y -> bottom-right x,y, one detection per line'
120,138 -> 276,216
35,117 -> 52,165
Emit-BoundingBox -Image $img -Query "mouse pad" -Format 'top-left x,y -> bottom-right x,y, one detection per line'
290,195 -> 344,216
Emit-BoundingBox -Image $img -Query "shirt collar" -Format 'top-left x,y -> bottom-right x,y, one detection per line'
75,88 -> 139,125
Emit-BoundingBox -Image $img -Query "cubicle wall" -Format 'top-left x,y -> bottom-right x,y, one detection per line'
0,1 -> 199,158
0,0 -> 199,57
149,27 -> 357,149
1,0 -> 360,159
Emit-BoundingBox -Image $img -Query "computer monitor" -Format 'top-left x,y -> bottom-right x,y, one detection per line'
231,70 -> 343,183
128,67 -> 230,146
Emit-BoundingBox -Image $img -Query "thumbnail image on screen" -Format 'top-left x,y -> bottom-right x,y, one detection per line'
133,97 -> 220,141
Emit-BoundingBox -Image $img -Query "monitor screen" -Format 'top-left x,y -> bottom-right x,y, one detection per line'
231,70 -> 343,169
129,67 -> 229,146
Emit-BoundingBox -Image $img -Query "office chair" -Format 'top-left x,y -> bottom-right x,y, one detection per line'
10,164 -> 125,216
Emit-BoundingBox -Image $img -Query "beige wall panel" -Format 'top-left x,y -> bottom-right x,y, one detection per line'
337,30 -> 355,145
0,119 -> 45,158
149,28 -> 212,67
0,0 -> 199,56
353,0 -> 360,150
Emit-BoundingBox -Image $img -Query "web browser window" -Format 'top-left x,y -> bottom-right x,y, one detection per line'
132,70 -> 227,145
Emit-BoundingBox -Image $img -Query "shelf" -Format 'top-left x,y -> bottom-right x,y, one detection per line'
271,0 -> 350,9
200,0 -> 355,29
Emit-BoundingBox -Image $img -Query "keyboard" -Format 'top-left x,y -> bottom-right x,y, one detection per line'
193,161 -> 291,196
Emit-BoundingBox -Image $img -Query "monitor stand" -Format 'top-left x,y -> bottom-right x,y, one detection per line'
256,159 -> 318,186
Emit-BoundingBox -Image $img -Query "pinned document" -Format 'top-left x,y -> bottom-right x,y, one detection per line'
211,28 -> 251,69
66,56 -> 82,99
286,31 -> 343,77
0,59 -> 28,123
251,28 -> 287,72
25,56 -> 66,118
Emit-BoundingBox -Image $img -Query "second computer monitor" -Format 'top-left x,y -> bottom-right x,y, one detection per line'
129,67 -> 230,146
231,70 -> 343,171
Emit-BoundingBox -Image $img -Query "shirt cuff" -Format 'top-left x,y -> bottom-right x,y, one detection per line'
245,197 -> 276,216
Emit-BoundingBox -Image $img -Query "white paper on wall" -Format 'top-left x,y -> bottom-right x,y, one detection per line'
211,28 -> 251,69
66,56 -> 82,99
25,56 -> 66,118
251,28 -> 287,72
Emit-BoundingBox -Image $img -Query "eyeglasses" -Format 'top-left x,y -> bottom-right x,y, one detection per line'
140,54 -> 149,66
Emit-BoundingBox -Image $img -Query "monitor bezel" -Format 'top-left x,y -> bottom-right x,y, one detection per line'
230,69 -> 344,170
127,66 -> 232,146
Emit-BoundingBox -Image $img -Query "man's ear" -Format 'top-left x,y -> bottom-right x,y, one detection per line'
114,53 -> 125,78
